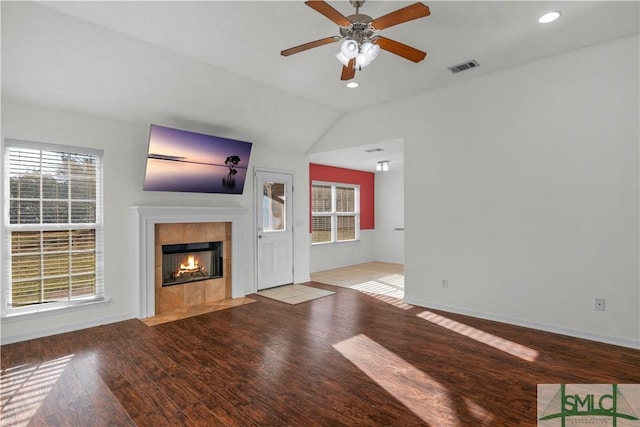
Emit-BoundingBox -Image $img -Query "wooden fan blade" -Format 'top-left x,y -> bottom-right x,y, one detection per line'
305,0 -> 352,27
281,36 -> 340,56
341,58 -> 356,80
370,2 -> 430,30
375,36 -> 426,63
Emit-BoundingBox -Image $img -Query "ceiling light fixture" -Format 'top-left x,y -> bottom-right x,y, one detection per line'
280,0 -> 430,81
336,38 -> 380,70
376,161 -> 389,172
538,11 -> 561,24
346,81 -> 359,88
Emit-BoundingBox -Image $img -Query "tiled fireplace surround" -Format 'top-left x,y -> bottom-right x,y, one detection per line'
131,206 -> 248,318
154,222 -> 231,314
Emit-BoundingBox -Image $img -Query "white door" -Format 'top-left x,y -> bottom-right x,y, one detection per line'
256,170 -> 294,290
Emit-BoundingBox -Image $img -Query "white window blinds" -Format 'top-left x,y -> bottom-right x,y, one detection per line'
311,182 -> 359,244
3,140 -> 104,313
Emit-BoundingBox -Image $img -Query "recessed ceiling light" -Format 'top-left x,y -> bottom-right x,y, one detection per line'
346,82 -> 359,88
538,11 -> 561,24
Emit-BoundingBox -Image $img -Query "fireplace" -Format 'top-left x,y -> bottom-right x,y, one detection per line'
131,205 -> 248,319
153,222 -> 230,314
162,241 -> 223,287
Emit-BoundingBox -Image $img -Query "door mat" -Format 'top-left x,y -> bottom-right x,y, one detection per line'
256,284 -> 335,305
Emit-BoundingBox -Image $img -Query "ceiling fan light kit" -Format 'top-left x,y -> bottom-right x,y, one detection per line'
340,39 -> 359,58
281,0 -> 431,81
335,51 -> 351,67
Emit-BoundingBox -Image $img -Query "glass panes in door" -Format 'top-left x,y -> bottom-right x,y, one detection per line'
262,181 -> 286,232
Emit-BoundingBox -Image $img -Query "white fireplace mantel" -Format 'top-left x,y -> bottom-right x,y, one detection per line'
130,205 -> 248,318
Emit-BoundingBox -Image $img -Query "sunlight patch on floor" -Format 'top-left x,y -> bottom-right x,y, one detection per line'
417,310 -> 539,362
358,290 -> 414,310
1,354 -> 74,426
333,334 -> 464,426
311,262 -> 405,299
349,274 -> 404,299
463,396 -> 495,425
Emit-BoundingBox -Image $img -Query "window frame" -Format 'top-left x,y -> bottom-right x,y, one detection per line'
311,180 -> 360,245
2,139 -> 105,317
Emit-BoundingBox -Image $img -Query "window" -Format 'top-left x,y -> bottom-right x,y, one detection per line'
311,182 -> 359,244
3,140 -> 104,315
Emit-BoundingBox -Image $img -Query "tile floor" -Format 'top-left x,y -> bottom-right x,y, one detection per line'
311,261 -> 404,298
141,297 -> 256,326
256,284 -> 335,304
311,261 -> 412,309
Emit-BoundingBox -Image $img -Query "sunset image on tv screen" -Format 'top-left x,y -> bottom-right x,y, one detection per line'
143,124 -> 253,194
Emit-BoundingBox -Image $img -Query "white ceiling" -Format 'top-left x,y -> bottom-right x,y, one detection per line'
2,1 -> 638,172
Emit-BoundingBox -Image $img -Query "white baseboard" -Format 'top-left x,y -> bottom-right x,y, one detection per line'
403,296 -> 640,350
1,311 -> 137,345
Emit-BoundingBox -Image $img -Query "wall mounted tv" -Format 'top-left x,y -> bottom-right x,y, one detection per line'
143,124 -> 252,194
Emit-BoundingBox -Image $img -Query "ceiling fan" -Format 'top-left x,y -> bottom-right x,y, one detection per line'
281,0 -> 430,81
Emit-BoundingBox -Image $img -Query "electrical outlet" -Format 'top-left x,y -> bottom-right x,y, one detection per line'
442,279 -> 448,288
595,298 -> 605,311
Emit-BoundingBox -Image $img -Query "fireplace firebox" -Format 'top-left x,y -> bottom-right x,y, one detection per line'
162,241 -> 223,287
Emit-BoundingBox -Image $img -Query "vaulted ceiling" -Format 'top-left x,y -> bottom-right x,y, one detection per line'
2,1 -> 638,170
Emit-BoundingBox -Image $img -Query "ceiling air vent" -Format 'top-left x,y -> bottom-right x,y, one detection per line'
448,60 -> 480,74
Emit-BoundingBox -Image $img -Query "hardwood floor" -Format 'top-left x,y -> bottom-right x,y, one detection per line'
2,282 -> 639,426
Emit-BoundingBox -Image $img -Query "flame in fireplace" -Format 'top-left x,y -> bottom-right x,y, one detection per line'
181,255 -> 198,271
173,255 -> 206,279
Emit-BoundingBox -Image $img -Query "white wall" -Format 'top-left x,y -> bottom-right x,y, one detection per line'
375,169 -> 404,264
313,36 -> 640,348
0,102 -> 310,344
310,230 -> 375,273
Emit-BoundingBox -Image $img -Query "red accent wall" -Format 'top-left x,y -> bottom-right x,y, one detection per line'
309,163 -> 375,230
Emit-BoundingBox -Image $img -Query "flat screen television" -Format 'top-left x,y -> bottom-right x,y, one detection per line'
143,124 -> 253,194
